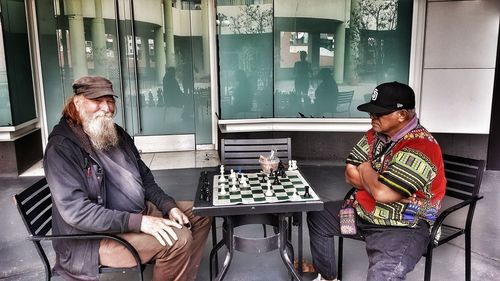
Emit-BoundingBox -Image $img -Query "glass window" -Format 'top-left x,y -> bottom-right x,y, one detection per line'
0,14 -> 10,126
219,0 -> 413,119
0,0 -> 36,126
217,0 -> 274,119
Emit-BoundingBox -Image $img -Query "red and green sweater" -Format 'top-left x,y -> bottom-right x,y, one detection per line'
346,120 -> 446,227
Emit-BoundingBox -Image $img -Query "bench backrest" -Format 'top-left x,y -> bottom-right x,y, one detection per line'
221,138 -> 292,171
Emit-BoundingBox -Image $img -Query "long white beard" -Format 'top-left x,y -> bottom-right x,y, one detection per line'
81,110 -> 119,151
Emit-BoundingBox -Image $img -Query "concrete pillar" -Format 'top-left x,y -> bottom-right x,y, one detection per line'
310,33 -> 320,71
163,0 -> 176,67
64,0 -> 88,79
334,23 -> 346,84
345,0 -> 361,84
91,0 -> 106,76
155,27 -> 166,83
201,0 -> 210,75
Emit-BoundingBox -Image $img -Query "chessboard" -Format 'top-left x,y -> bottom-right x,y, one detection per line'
213,170 -> 319,206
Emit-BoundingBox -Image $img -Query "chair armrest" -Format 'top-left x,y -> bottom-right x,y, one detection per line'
430,196 -> 483,241
28,233 -> 142,266
344,187 -> 356,200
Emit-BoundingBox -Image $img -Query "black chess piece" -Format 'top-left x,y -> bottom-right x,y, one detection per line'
273,172 -> 281,185
304,186 -> 311,198
280,168 -> 287,178
260,175 -> 266,183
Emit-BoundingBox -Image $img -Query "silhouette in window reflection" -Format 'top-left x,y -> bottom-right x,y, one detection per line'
294,51 -> 312,103
315,68 -> 339,117
162,66 -> 193,122
231,69 -> 252,116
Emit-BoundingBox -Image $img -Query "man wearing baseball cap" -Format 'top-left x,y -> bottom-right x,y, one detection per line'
308,82 -> 446,281
44,75 -> 211,281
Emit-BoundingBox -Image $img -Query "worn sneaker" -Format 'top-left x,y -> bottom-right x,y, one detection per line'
312,273 -> 339,281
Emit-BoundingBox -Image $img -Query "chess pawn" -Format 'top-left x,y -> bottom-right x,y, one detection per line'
265,179 -> 273,197
231,176 -> 237,191
219,171 -> 226,182
240,175 -> 248,187
220,183 -> 226,195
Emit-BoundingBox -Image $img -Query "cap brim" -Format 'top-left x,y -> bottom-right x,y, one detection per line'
85,91 -> 118,99
357,102 -> 395,114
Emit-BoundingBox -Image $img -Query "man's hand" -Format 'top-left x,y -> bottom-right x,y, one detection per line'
169,208 -> 191,228
140,215 -> 182,246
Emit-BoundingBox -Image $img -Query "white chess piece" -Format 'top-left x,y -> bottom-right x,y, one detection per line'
292,160 -> 298,170
292,188 -> 300,200
288,160 -> 293,171
240,175 -> 248,187
220,165 -> 224,174
219,171 -> 226,182
230,169 -> 236,179
231,176 -> 237,191
220,183 -> 226,195
265,179 -> 273,196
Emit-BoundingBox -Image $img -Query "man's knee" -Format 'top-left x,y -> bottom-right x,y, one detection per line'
367,255 -> 419,281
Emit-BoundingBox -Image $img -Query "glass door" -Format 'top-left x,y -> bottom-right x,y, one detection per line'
35,0 -> 212,152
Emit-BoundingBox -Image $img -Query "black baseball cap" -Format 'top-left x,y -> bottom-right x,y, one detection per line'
72,76 -> 117,99
357,81 -> 415,114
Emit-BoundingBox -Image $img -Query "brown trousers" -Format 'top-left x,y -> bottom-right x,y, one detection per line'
99,201 -> 212,281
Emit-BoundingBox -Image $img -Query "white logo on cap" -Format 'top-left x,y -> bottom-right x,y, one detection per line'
371,89 -> 378,101
397,103 -> 403,108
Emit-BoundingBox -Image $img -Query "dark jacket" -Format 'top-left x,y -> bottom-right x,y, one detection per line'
43,118 -> 177,280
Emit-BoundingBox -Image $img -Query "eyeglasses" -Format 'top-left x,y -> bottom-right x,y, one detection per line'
369,111 -> 394,118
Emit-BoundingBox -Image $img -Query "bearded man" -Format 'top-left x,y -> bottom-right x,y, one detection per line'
43,76 -> 211,281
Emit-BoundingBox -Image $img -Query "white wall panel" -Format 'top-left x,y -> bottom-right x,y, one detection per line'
424,0 -> 499,69
420,68 -> 495,134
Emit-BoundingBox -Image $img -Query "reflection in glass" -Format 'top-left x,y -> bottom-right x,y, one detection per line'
37,0 -> 212,144
217,0 -> 413,119
0,0 -> 36,126
273,0 -> 412,118
217,0 -> 274,119
0,16 -> 10,126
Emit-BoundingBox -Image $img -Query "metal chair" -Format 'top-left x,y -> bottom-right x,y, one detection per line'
13,178 -> 144,281
220,138 -> 292,171
334,90 -> 354,117
337,154 -> 485,281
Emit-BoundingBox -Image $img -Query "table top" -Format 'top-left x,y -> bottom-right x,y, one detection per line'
193,168 -> 324,217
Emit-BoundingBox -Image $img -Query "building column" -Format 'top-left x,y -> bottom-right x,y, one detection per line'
163,0 -> 176,68
91,0 -> 106,76
334,23 -> 346,84
309,33 -> 320,71
201,0 -> 210,76
65,0 -> 88,79
155,27 -> 166,83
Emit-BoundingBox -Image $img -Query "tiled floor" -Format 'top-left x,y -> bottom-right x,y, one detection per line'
5,155 -> 500,281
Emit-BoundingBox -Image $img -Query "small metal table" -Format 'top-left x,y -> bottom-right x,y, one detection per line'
193,169 -> 323,281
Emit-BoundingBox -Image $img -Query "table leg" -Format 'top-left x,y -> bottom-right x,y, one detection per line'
298,212 -> 303,275
211,219 -> 219,275
215,216 -> 234,281
279,214 -> 303,281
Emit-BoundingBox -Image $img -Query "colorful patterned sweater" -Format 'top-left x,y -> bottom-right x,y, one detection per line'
346,122 -> 446,227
